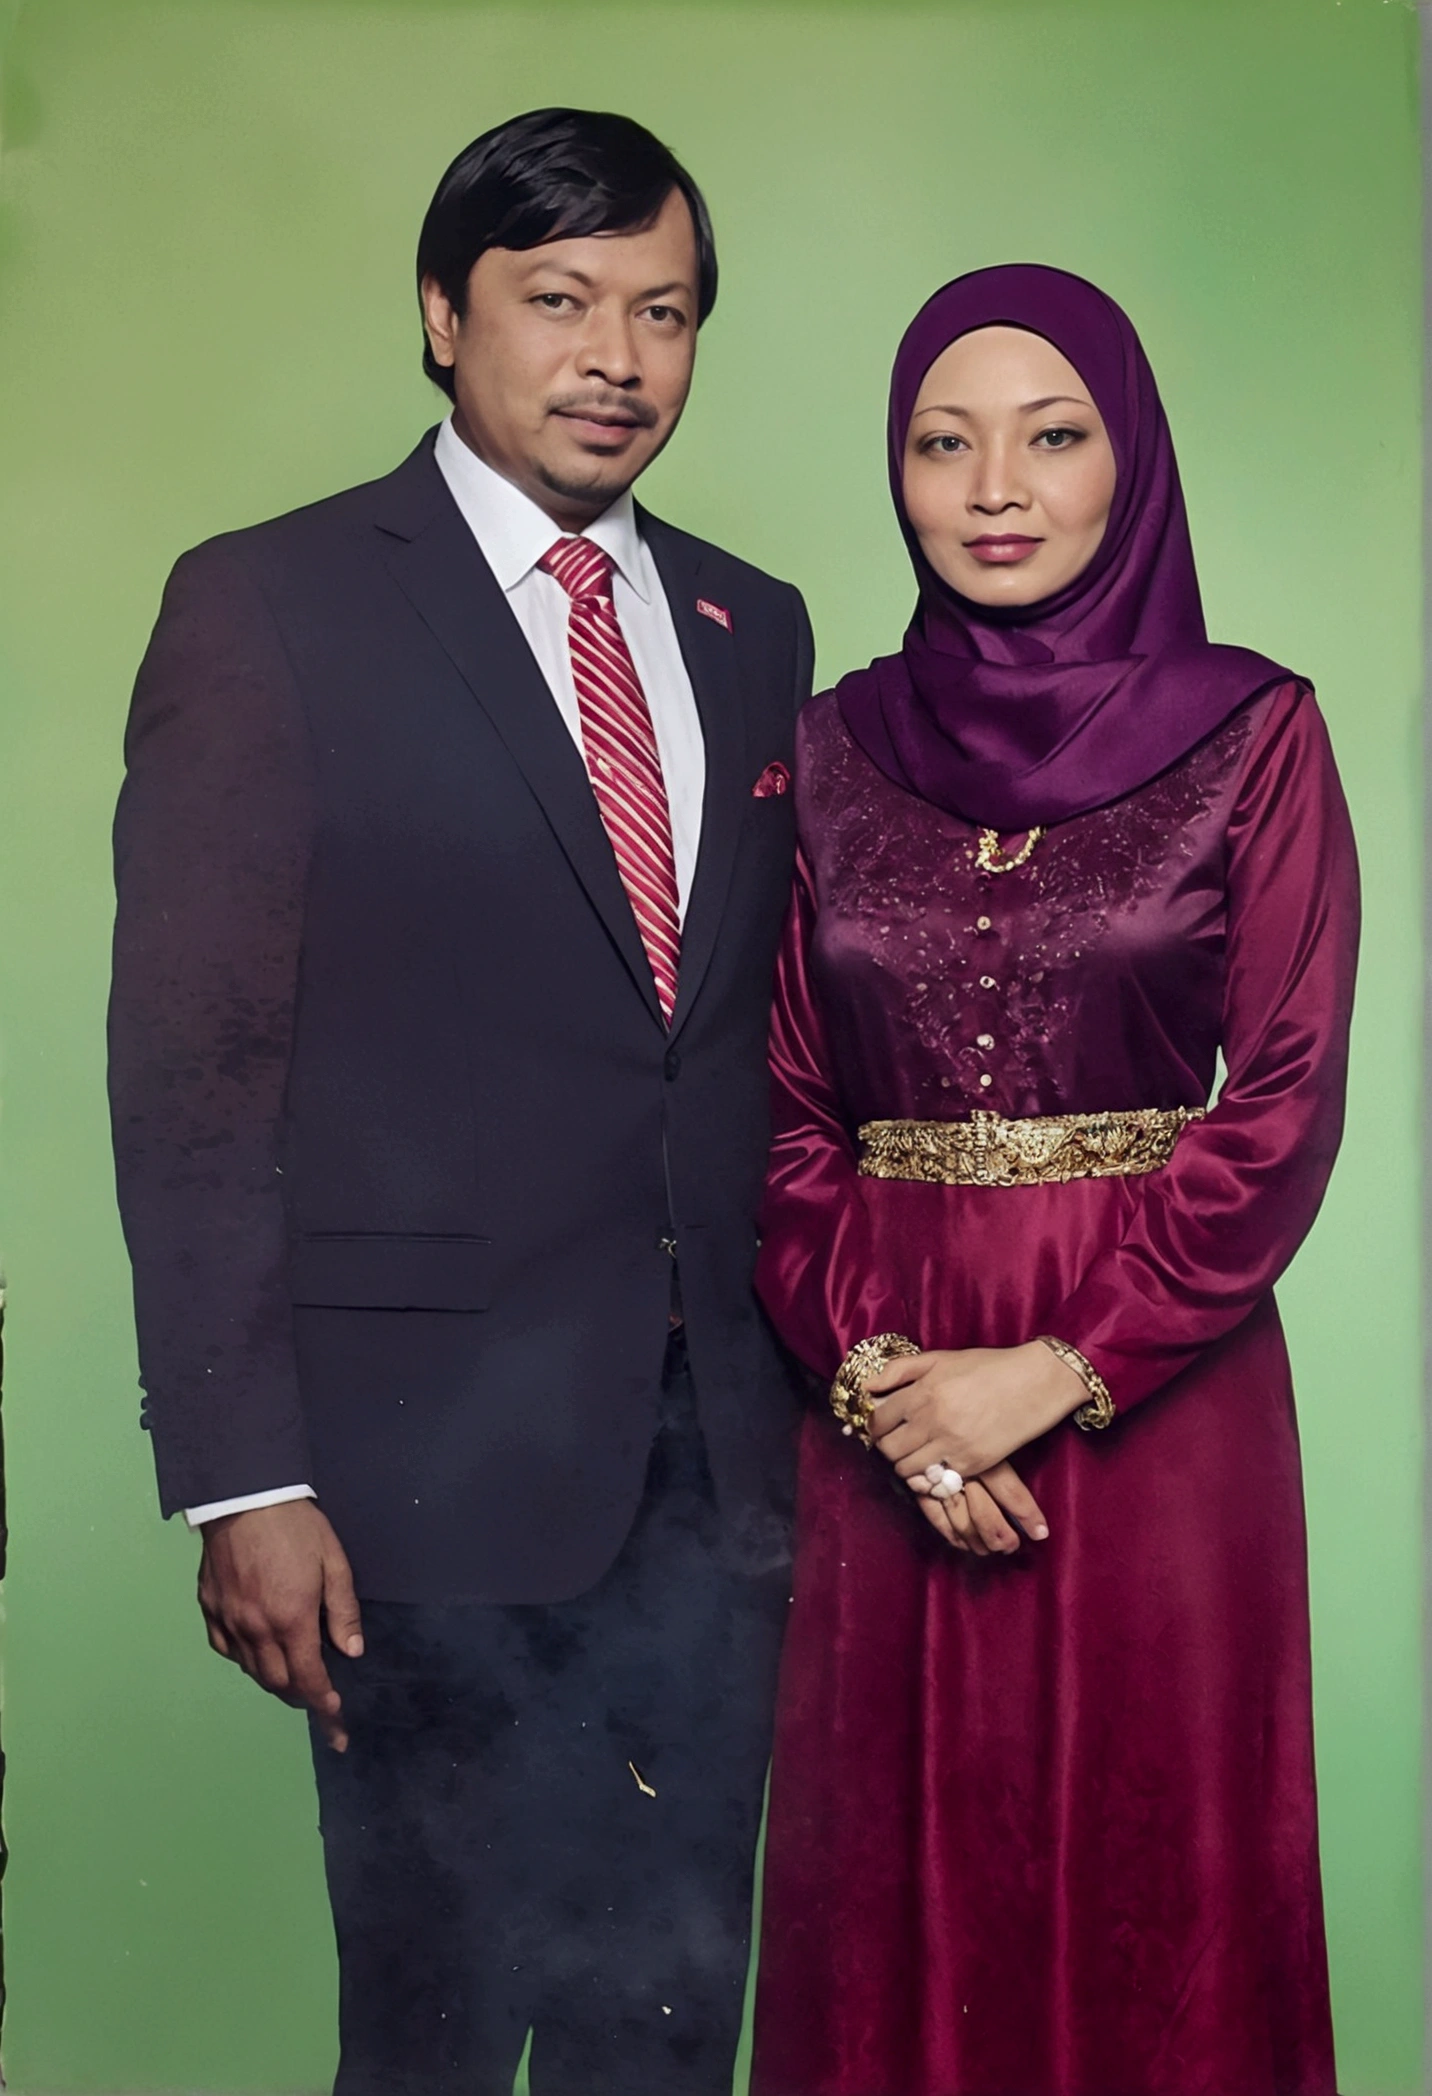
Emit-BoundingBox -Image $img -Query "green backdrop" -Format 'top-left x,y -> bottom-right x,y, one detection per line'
0,1 -> 1421,2090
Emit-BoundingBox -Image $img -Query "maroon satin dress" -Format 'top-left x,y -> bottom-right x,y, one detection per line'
750,681 -> 1358,2096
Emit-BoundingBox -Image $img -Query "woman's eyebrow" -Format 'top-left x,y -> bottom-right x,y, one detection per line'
912,394 -> 1091,419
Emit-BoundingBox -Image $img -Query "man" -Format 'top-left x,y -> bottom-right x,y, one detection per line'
109,108 -> 812,2096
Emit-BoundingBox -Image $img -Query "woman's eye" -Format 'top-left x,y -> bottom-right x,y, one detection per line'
1034,426 -> 1084,450
926,434 -> 967,455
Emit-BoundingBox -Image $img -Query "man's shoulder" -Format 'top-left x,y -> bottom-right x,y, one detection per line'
637,508 -> 804,619
171,434 -> 441,592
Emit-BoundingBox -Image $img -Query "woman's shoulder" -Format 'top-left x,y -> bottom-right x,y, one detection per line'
1223,674 -> 1351,831
793,685 -> 854,776
791,683 -> 903,835
1194,673 -> 1323,785
1251,672 -> 1312,722
1238,674 -> 1334,765
797,684 -> 845,738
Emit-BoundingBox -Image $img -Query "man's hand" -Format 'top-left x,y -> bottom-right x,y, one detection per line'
198,1501 -> 364,1751
866,1341 -> 1086,1482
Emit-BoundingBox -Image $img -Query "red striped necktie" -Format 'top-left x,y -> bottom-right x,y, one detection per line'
539,536 -> 682,1024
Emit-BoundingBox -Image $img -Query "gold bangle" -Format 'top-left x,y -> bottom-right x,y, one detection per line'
1036,1334 -> 1117,1431
830,1333 -> 922,1447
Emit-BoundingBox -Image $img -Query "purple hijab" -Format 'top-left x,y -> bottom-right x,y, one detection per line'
837,264 -> 1295,829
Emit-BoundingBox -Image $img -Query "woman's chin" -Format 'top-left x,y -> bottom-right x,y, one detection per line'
947,560 -> 1050,609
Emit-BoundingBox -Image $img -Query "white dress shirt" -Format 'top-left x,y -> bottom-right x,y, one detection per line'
184,420 -> 706,1527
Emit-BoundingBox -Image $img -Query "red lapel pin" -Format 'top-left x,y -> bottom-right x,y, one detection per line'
696,598 -> 732,632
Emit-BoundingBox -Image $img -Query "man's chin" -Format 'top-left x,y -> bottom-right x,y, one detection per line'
535,457 -> 640,511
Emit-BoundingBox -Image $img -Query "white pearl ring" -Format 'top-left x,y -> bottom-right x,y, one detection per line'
925,1462 -> 964,1501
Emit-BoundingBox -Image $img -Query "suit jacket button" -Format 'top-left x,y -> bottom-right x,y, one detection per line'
664,1048 -> 681,1081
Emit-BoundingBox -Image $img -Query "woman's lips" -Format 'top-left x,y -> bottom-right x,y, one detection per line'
965,536 -> 1043,565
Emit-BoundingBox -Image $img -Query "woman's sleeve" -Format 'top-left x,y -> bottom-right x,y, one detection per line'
1052,684 -> 1360,1409
755,852 -> 915,1378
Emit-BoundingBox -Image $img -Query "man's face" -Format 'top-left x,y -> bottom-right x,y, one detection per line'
422,187 -> 701,529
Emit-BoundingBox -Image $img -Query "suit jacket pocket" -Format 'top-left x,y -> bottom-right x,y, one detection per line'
289,1233 -> 492,1311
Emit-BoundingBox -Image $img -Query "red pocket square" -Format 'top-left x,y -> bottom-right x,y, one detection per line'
752,760 -> 790,798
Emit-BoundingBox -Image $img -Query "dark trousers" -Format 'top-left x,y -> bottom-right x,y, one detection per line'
311,1337 -> 790,2096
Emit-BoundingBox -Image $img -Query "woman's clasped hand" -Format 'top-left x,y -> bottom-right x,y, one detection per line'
863,1341 -> 1083,1554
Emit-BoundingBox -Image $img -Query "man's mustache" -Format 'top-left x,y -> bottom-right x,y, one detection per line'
547,391 -> 660,430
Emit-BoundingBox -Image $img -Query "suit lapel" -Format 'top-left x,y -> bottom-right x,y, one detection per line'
371,442 -> 664,1026
641,511 -> 748,1041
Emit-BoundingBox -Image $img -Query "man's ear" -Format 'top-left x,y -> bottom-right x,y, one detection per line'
420,275 -> 459,371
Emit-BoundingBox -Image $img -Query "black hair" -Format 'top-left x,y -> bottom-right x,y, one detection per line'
416,107 -> 718,398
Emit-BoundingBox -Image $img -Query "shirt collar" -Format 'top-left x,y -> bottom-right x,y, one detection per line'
433,416 -> 650,603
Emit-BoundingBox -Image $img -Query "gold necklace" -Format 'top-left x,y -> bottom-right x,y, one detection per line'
975,826 -> 1045,875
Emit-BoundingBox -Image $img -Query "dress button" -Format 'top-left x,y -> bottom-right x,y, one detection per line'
664,1048 -> 681,1081
978,1073 -> 993,1088
977,1033 -> 995,1049
976,916 -> 992,931
980,975 -> 996,989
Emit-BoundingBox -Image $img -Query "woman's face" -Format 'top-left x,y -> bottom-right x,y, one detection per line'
902,325 -> 1117,608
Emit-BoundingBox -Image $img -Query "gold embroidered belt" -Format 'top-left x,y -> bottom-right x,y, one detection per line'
856,1105 -> 1204,1189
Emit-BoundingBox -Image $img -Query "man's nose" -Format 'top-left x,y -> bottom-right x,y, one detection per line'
578,310 -> 641,388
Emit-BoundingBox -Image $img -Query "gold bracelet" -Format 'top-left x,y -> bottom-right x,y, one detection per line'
830,1333 -> 922,1447
1036,1334 -> 1117,1431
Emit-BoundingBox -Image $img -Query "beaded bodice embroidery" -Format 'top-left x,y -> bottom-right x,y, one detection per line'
798,690 -> 1264,1128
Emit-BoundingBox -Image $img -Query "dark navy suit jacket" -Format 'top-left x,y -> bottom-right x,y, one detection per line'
109,433 -> 813,1602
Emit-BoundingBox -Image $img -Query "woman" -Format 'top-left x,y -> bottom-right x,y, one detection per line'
751,265 -> 1357,2096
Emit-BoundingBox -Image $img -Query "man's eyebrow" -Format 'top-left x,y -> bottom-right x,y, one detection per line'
518,262 -> 693,300
912,394 -> 1091,419
519,262 -> 599,287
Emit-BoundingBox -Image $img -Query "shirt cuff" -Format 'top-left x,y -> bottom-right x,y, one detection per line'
183,1483 -> 316,1529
